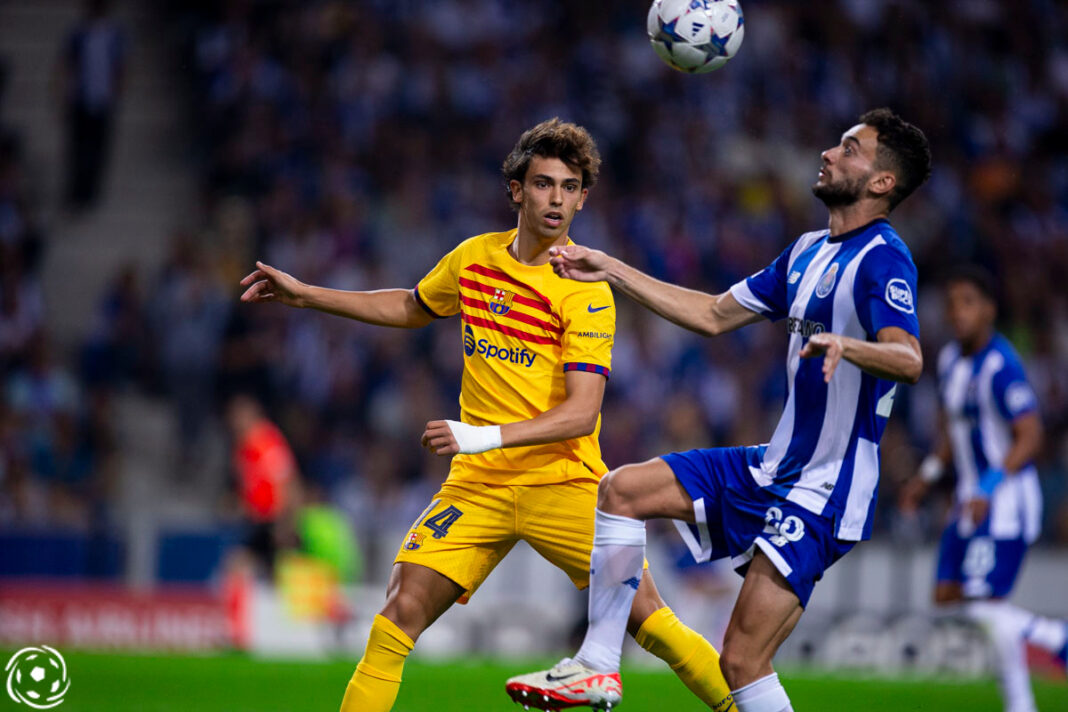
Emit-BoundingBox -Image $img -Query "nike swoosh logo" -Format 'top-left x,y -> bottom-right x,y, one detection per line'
545,672 -> 580,682
587,304 -> 609,313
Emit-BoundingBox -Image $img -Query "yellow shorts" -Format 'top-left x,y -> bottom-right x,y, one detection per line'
394,478 -> 606,603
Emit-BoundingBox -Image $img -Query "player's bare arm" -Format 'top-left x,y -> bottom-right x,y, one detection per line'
799,326 -> 922,384
421,370 -> 605,456
550,244 -> 762,337
1002,412 -> 1043,474
240,261 -> 434,328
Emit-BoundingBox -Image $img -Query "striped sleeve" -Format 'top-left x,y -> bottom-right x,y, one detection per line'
991,348 -> 1038,421
561,283 -> 614,379
415,243 -> 464,318
729,240 -> 795,321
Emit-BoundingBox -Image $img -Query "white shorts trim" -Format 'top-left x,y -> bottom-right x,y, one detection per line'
730,538 -> 795,579
673,497 -> 713,563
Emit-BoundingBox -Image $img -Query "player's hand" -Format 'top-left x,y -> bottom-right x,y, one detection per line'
239,261 -> 307,307
964,496 -> 990,524
548,245 -> 611,282
898,476 -> 929,513
799,332 -> 845,383
422,420 -> 460,456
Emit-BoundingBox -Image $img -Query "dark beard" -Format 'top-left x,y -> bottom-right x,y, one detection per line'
812,175 -> 865,207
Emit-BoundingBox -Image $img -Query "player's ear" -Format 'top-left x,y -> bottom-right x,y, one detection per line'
575,187 -> 588,211
868,170 -> 896,201
509,179 -> 524,206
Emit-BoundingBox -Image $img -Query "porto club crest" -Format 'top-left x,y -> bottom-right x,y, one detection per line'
815,262 -> 839,299
488,288 -> 515,316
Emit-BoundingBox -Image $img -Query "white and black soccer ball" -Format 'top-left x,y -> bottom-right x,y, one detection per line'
647,0 -> 744,74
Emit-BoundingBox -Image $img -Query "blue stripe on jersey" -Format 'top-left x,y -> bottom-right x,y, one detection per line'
969,423 -> 990,473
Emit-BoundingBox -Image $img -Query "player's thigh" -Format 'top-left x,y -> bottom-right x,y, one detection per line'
934,581 -> 963,604
516,480 -> 651,589
517,479 -> 600,588
394,483 -> 517,605
599,457 -> 694,521
721,550 -> 803,684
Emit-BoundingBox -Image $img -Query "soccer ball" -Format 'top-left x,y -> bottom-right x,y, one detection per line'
647,0 -> 744,74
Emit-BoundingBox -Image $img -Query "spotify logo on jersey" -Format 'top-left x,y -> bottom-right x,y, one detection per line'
463,325 -> 537,368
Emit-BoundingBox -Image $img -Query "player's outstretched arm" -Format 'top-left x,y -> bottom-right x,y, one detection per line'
421,370 -> 605,456
549,245 -> 762,337
799,326 -> 922,384
239,261 -> 434,328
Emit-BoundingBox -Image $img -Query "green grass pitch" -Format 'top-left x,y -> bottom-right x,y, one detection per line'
42,652 -> 1065,711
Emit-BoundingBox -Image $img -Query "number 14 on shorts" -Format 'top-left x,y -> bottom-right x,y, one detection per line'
413,499 -> 465,539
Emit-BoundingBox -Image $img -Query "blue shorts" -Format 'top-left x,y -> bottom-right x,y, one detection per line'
663,445 -> 855,608
936,518 -> 1028,599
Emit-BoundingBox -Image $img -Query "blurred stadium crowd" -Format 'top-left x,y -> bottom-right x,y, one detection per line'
2,0 -> 1067,563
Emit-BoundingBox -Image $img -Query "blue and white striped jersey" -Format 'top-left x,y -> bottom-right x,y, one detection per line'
938,334 -> 1042,542
730,218 -> 919,541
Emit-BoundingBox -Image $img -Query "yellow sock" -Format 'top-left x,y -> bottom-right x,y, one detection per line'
634,606 -> 734,712
339,614 -> 415,712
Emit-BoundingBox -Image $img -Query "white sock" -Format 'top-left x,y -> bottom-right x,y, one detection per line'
1023,614 -> 1068,655
966,601 -> 1037,712
573,508 -> 646,673
731,672 -> 793,712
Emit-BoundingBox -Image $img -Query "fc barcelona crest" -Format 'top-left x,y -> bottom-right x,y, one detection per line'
489,288 -> 515,316
404,531 -> 425,551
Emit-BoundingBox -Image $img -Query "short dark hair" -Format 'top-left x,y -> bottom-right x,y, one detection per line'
944,264 -> 998,302
858,108 -> 931,211
502,118 -> 601,211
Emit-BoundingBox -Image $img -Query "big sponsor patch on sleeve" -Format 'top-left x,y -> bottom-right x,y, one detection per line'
884,278 -> 915,314
1005,381 -> 1036,416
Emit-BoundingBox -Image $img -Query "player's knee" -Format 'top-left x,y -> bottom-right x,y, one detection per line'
596,470 -> 622,512
719,638 -> 767,690
379,589 -> 431,641
597,466 -> 637,516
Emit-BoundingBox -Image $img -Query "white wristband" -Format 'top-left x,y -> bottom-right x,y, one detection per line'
445,420 -> 502,454
919,454 -> 945,483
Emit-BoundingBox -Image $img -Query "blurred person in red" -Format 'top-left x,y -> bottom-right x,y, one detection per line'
226,393 -> 299,579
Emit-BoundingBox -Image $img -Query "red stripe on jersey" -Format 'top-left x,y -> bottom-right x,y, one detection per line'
459,295 -> 563,334
463,265 -> 554,310
461,312 -> 560,345
458,277 -> 553,315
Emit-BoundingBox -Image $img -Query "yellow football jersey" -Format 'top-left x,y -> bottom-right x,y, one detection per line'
415,229 -> 614,485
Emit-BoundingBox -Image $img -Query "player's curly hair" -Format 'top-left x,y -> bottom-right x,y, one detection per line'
502,118 -> 601,211
859,108 -> 932,211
